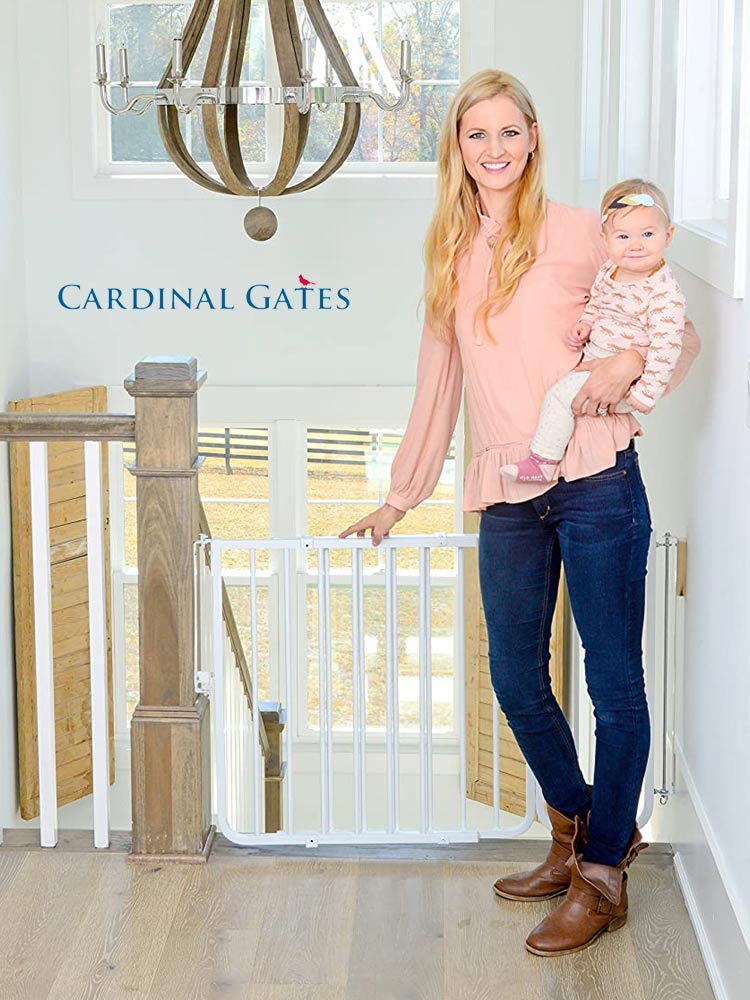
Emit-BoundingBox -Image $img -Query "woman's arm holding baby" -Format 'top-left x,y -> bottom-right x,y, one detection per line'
570,317 -> 700,416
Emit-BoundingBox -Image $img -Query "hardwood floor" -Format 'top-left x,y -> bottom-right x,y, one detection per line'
0,834 -> 715,999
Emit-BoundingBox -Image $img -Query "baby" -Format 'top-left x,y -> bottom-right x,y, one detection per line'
500,179 -> 686,484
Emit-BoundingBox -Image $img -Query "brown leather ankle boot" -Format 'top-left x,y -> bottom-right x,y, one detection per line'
493,785 -> 593,902
524,814 -> 650,956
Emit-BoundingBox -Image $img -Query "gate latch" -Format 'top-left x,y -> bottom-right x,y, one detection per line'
195,670 -> 212,695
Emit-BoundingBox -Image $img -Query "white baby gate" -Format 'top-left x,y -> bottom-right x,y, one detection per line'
194,532 -> 676,848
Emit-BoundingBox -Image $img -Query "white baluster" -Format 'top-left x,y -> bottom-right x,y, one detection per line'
84,440 -> 111,848
29,441 -> 57,848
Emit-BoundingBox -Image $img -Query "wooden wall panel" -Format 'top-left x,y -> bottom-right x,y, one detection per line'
8,387 -> 115,820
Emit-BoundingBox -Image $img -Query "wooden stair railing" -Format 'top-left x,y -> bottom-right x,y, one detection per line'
0,413 -> 136,441
1,360 -> 286,858
198,502 -> 286,831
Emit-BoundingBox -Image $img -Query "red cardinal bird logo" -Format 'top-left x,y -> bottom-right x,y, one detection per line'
298,274 -> 316,286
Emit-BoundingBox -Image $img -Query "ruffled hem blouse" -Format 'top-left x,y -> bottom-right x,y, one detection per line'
385,197 -> 701,514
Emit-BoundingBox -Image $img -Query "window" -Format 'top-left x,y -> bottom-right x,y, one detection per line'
669,0 -> 748,296
673,0 -> 735,233
115,419 -> 461,743
98,0 -> 459,173
580,0 -> 749,297
106,1 -> 267,167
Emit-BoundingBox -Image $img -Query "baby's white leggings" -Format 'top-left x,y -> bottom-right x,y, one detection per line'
530,340 -> 634,461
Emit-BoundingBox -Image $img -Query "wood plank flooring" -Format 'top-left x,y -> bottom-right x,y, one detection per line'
0,835 -> 715,999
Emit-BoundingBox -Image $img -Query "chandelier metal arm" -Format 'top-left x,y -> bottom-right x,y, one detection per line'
96,86 -> 168,116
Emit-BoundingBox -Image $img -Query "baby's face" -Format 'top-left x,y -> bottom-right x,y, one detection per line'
602,205 -> 675,274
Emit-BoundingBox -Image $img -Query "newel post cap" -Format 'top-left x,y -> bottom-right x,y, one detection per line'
124,355 -> 207,397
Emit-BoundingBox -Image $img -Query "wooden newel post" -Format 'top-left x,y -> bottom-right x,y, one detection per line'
124,356 -> 215,862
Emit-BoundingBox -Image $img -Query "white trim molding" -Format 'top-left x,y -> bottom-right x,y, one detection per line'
671,735 -> 750,1000
578,0 -> 750,297
670,0 -> 749,297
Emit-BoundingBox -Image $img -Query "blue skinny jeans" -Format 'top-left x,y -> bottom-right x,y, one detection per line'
477,441 -> 651,866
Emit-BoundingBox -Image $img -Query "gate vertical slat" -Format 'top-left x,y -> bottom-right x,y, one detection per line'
384,545 -> 399,833
250,548 -> 262,835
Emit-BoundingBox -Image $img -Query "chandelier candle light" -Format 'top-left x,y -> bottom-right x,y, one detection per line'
94,0 -> 414,240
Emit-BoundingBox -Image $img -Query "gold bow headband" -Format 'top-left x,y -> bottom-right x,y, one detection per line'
600,192 -> 669,225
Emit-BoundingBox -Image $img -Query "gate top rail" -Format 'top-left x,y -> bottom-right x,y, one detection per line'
205,533 -> 479,552
0,413 -> 136,442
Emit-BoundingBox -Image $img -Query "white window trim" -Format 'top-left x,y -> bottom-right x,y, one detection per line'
669,0 -> 749,297
579,0 -> 750,298
69,0 -> 495,201
106,385 -> 467,751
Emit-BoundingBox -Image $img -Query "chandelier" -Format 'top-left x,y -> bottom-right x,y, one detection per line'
95,0 -> 414,240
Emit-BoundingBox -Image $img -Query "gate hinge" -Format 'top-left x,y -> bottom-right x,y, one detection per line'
195,670 -> 212,695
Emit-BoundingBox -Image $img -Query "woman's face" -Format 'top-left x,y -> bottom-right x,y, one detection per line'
457,94 -> 537,205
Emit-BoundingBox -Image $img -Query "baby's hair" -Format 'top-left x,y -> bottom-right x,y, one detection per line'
600,178 -> 672,228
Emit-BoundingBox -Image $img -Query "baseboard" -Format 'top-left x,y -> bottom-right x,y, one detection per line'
673,853 -> 729,1000
669,737 -> 750,1000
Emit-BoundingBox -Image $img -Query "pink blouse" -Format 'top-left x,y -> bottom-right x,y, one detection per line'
385,198 -> 701,514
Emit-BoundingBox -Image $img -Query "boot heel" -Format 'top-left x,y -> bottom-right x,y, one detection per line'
607,913 -> 627,932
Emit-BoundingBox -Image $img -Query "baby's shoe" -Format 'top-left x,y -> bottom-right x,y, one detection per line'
500,451 -> 560,484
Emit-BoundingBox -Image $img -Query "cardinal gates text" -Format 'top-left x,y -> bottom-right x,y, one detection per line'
57,285 -> 352,311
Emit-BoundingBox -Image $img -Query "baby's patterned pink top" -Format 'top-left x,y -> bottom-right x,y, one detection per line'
580,258 -> 686,414
385,198 -> 701,514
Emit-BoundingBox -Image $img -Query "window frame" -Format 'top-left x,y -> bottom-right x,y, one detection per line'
578,0 -> 750,298
69,0 -> 492,200
107,383 -> 468,752
669,0 -> 748,296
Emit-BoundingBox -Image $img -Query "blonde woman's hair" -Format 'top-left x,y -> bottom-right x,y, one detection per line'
422,69 -> 546,345
599,177 -> 672,227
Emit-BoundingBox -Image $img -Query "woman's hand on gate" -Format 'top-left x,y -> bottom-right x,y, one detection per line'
339,503 -> 406,547
570,348 -> 645,416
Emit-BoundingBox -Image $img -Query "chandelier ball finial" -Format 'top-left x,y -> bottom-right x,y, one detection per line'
244,205 -> 278,241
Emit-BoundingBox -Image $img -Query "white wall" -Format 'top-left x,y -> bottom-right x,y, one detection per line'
2,0 -> 585,829
0,0 -> 29,831
656,260 -> 750,1000
16,0 -> 583,396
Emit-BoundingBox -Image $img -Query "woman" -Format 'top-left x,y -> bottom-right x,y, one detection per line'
339,70 -> 700,957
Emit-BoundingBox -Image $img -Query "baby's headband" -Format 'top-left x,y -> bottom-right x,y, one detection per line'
600,191 -> 670,225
